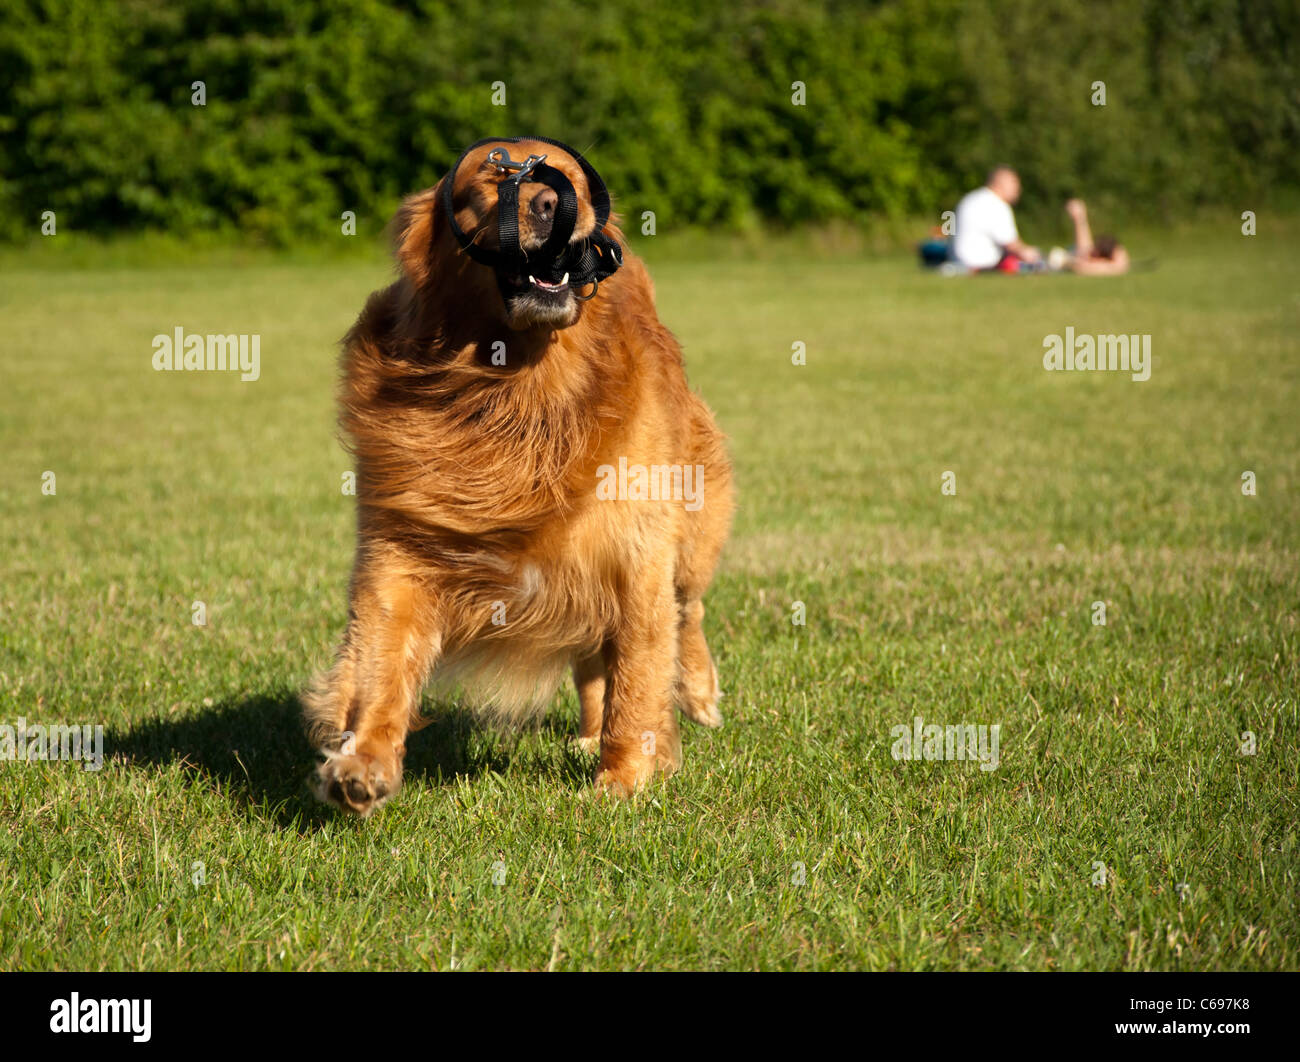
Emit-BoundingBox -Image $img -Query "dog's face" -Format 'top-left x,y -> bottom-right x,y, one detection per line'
402,139 -> 602,331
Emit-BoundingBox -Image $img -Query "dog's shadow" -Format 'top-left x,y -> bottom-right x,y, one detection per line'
110,690 -> 588,831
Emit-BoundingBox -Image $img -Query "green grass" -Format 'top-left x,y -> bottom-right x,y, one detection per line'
1,220 -> 1296,970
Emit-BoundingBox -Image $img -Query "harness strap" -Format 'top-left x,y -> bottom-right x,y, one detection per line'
438,136 -> 623,290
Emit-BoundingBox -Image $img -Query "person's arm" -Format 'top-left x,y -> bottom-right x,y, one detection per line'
995,202 -> 1040,262
1065,198 -> 1094,258
1005,238 -> 1041,262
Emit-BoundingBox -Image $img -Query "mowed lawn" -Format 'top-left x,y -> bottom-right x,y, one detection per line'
1,221 -> 1296,970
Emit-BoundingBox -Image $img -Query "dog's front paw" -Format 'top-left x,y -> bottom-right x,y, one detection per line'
313,750 -> 401,817
593,736 -> 680,797
593,762 -> 648,798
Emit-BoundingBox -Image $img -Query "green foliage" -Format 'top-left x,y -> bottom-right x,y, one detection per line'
0,0 -> 1296,243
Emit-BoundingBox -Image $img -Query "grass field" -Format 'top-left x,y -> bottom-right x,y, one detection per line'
1,220 -> 1296,970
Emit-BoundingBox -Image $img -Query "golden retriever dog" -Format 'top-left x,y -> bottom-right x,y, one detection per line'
304,136 -> 733,815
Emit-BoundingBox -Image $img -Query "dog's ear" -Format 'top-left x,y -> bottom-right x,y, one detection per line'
601,214 -> 625,247
391,182 -> 446,288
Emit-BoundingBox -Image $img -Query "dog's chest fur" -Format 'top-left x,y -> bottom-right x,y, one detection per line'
353,372 -> 663,712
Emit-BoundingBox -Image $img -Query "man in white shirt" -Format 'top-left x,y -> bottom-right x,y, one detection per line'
951,166 -> 1042,272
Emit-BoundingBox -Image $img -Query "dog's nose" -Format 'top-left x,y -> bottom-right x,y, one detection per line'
529,187 -> 558,223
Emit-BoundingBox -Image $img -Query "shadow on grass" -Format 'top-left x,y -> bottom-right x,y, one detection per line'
110,690 -> 590,832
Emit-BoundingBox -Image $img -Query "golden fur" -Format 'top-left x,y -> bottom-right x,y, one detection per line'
303,139 -> 734,814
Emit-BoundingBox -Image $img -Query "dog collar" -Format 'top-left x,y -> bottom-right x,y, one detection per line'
439,136 -> 624,300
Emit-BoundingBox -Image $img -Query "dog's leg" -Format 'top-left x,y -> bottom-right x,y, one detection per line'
306,568 -> 440,816
302,637 -> 359,750
676,598 -> 723,728
594,573 -> 681,795
671,416 -> 732,732
571,649 -> 606,755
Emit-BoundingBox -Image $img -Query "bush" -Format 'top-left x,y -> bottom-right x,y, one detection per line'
0,0 -> 1295,243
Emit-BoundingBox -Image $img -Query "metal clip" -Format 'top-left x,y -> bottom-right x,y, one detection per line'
486,148 -> 547,181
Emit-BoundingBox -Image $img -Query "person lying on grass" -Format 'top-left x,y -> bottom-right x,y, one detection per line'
1050,198 -> 1131,276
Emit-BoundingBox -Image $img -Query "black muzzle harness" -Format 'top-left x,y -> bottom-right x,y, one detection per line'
439,135 -> 624,300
